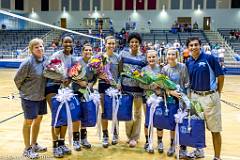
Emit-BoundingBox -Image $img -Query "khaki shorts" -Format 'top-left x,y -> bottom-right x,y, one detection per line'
191,91 -> 222,132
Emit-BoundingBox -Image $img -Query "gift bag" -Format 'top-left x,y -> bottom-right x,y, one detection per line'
80,99 -> 97,127
103,93 -> 133,121
146,101 -> 179,130
51,96 -> 81,127
179,118 -> 206,148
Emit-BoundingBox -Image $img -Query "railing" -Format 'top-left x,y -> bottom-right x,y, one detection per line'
216,31 -> 237,60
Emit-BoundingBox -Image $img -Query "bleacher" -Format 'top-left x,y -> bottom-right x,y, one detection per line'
0,28 -> 112,58
218,28 -> 240,54
0,29 -> 51,58
143,29 -> 208,45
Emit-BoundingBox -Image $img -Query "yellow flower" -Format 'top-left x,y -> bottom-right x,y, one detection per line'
133,70 -> 140,77
90,58 -> 101,63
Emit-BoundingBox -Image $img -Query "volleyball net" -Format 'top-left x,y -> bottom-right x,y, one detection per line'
0,9 -> 105,59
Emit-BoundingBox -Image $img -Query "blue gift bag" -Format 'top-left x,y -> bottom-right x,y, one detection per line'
179,118 -> 206,148
51,96 -> 81,127
80,100 -> 97,127
145,101 -> 179,131
102,94 -> 133,121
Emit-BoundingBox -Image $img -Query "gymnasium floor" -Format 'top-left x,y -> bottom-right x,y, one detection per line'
0,69 -> 239,160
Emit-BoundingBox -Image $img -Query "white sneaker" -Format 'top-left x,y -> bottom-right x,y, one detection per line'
102,134 -> 109,148
167,145 -> 175,157
53,147 -> 64,158
59,145 -> 72,155
190,148 -> 205,159
144,143 -> 154,154
73,141 -> 81,151
23,147 -> 39,159
32,143 -> 47,152
81,138 -> 92,149
157,142 -> 164,153
112,134 -> 118,145
177,148 -> 195,159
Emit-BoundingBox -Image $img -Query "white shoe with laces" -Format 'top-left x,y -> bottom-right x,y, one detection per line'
32,143 -> 47,152
23,147 -> 39,159
189,148 -> 205,159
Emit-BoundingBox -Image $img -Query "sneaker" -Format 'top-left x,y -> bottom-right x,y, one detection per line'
178,148 -> 188,159
157,142 -> 164,153
53,147 -> 64,158
213,157 -> 222,160
190,148 -> 205,159
112,134 -> 118,145
32,143 -> 47,153
176,149 -> 195,160
167,145 -> 175,157
23,147 -> 39,159
81,138 -> 92,149
59,145 -> 72,155
73,141 -> 81,151
129,139 -> 137,148
102,134 -> 109,148
144,143 -> 154,154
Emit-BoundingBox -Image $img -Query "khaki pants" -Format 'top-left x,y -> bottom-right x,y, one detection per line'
191,92 -> 222,132
125,96 -> 143,141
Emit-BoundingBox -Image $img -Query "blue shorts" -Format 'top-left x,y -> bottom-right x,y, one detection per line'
21,99 -> 47,119
45,85 -> 60,96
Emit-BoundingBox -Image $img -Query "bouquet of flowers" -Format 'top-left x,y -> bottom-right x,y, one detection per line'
44,58 -> 66,80
189,100 -> 204,119
88,54 -> 116,86
68,63 -> 85,81
121,67 -> 177,90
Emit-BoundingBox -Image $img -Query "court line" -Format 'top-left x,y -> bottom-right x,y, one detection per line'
0,112 -> 23,124
221,99 -> 240,110
206,154 -> 240,160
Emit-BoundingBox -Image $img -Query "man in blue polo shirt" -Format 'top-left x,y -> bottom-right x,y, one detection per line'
186,37 -> 224,160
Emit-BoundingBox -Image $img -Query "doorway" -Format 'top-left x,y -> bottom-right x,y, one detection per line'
60,18 -> 67,28
203,17 -> 211,30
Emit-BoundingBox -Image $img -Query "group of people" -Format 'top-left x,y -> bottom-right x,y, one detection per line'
229,29 -> 240,40
171,21 -> 199,33
14,32 -> 224,160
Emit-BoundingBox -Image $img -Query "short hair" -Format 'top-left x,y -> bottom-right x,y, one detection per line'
146,49 -> 158,56
167,47 -> 179,57
28,38 -> 44,54
105,36 -> 115,43
127,32 -> 142,44
61,34 -> 74,43
82,43 -> 92,52
186,37 -> 201,47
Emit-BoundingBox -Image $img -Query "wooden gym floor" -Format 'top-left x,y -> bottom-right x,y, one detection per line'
0,69 -> 239,160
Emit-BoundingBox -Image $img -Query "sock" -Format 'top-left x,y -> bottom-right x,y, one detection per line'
158,136 -> 163,143
53,140 -> 58,148
145,135 -> 148,143
102,130 -> 109,137
58,139 -> 65,146
180,145 -> 187,150
114,127 -> 118,136
26,146 -> 32,151
170,138 -> 174,146
73,132 -> 80,141
81,129 -> 87,140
